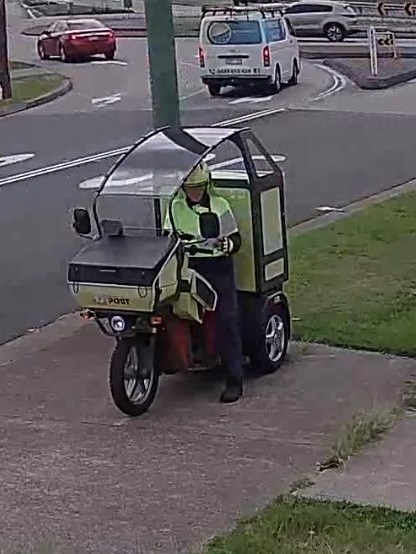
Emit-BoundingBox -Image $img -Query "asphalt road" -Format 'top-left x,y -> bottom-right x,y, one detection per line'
3,105 -> 416,346
4,1 -> 416,346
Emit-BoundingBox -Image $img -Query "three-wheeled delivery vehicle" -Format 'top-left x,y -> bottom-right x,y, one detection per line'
68,125 -> 291,417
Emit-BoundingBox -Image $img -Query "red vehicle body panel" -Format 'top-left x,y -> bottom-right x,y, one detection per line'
37,19 -> 116,60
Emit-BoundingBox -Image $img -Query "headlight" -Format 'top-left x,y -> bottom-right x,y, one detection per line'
110,315 -> 126,332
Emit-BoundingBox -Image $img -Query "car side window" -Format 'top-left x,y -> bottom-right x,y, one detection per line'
286,3 -> 333,13
264,19 -> 286,42
54,22 -> 65,33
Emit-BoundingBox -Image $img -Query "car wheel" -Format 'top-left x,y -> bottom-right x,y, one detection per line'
59,42 -> 70,62
269,66 -> 281,94
105,50 -> 115,60
324,23 -> 345,42
37,43 -> 49,60
207,83 -> 221,97
288,59 -> 299,86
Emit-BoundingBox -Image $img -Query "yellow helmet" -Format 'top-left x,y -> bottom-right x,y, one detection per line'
184,161 -> 210,188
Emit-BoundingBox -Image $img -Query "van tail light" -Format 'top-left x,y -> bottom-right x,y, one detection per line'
262,45 -> 270,67
198,46 -> 205,68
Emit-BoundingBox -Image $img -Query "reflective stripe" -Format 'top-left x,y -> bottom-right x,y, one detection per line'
163,193 -> 238,258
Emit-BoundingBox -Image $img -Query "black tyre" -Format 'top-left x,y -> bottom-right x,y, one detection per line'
288,59 -> 299,86
249,299 -> 290,374
207,83 -> 221,96
324,23 -> 345,42
269,66 -> 281,94
59,42 -> 70,63
37,43 -> 49,60
109,337 -> 159,417
105,50 -> 115,60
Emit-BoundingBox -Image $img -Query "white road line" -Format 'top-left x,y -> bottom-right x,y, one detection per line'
310,64 -> 347,102
0,107 -> 287,188
90,60 -> 128,66
91,93 -> 122,107
0,154 -> 35,168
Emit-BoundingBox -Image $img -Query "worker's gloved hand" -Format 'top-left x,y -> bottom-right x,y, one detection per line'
216,236 -> 234,254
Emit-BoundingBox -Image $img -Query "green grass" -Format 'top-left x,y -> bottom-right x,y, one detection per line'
0,74 -> 66,108
287,190 -> 416,356
319,406 -> 398,470
9,61 -> 34,70
205,497 -> 416,553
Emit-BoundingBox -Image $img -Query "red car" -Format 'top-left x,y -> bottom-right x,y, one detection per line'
37,19 -> 117,62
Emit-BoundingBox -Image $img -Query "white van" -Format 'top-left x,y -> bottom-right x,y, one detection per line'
198,4 -> 300,96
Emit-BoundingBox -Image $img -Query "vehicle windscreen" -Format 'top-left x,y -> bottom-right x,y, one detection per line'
206,20 -> 262,45
95,129 -> 208,237
67,20 -> 105,30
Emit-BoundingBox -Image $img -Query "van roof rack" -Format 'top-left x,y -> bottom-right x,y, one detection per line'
201,3 -> 285,18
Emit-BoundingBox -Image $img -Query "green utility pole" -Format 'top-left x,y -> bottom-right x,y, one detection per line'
144,0 -> 180,128
0,0 -> 12,100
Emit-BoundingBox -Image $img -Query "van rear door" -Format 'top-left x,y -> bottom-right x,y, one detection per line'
200,19 -> 266,78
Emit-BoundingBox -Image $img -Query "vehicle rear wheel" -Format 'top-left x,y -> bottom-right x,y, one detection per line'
37,43 -> 49,60
288,59 -> 299,86
269,66 -> 281,94
59,42 -> 70,63
105,50 -> 115,60
109,337 -> 159,417
249,300 -> 290,374
324,22 -> 345,42
207,83 -> 221,97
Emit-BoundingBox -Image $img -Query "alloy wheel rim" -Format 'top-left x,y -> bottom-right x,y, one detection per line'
123,347 -> 154,405
265,314 -> 285,363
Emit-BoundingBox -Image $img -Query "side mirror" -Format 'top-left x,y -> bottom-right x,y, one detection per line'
199,212 -> 220,239
73,208 -> 91,235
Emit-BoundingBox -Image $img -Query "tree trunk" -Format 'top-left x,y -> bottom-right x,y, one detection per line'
0,0 -> 12,100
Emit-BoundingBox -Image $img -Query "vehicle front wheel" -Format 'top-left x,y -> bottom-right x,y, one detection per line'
109,337 -> 159,417
288,59 -> 299,86
105,50 -> 115,60
37,43 -> 49,60
324,23 -> 345,42
207,83 -> 221,96
249,301 -> 290,375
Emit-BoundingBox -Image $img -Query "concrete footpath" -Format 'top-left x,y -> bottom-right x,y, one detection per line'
299,411 -> 416,512
0,315 -> 415,553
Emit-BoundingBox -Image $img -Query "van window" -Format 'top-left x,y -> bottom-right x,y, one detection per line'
264,19 -> 286,42
206,20 -> 262,45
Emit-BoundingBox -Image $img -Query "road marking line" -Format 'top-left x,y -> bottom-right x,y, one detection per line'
310,64 -> 347,102
91,93 -> 121,107
90,60 -> 128,66
0,108 -> 287,188
0,154 -> 35,168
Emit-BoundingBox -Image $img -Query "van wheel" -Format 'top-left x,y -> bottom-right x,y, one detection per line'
207,83 -> 221,97
269,66 -> 281,94
288,60 -> 299,86
324,22 -> 345,42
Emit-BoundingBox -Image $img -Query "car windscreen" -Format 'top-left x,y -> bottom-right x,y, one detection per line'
206,20 -> 262,45
67,20 -> 105,30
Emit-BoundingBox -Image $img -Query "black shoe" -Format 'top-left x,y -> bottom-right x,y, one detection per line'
220,380 -> 243,403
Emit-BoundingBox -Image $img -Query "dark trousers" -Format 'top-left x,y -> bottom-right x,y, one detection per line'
190,256 -> 243,383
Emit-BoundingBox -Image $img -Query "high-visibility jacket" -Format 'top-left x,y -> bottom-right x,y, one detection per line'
163,191 -> 239,257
